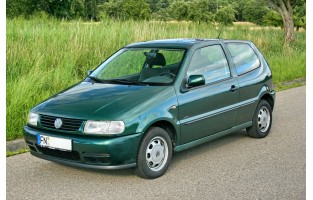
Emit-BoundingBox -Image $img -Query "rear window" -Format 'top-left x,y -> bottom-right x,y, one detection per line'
226,43 -> 260,75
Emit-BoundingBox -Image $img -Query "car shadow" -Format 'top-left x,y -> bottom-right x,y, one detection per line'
50,129 -> 248,178
169,129 -> 247,170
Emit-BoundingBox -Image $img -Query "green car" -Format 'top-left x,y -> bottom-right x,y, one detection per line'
24,39 -> 275,179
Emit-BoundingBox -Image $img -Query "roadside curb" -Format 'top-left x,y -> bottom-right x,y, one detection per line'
273,77 -> 306,89
6,138 -> 28,152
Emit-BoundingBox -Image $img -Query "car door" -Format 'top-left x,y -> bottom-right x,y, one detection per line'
177,44 -> 239,144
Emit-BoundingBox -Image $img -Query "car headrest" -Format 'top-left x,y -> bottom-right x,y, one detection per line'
146,53 -> 166,66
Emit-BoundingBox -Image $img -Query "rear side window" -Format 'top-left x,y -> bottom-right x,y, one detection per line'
187,45 -> 230,84
226,43 -> 260,75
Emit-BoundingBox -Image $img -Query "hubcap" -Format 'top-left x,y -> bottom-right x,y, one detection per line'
146,136 -> 168,171
257,106 -> 270,132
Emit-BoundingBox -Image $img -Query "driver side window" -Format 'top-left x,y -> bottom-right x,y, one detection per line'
187,45 -> 230,84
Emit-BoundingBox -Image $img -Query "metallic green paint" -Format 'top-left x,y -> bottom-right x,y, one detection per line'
187,75 -> 205,88
174,122 -> 252,152
24,39 -> 275,170
24,126 -> 141,166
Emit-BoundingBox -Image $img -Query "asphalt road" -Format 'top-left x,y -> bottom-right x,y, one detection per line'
7,86 -> 306,200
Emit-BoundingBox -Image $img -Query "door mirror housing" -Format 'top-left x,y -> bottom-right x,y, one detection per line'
87,70 -> 93,76
187,75 -> 205,88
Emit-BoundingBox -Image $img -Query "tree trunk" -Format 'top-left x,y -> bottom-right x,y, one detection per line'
268,0 -> 295,42
281,4 -> 295,42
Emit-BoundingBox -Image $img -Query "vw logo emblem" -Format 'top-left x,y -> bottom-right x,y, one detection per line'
54,118 -> 63,129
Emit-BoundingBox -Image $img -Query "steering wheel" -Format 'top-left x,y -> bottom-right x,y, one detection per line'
160,72 -> 176,79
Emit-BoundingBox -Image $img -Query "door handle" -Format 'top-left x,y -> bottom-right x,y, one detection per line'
230,85 -> 239,92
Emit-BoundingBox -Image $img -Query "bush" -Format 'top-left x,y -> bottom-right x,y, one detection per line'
187,0 -> 213,24
263,10 -> 283,27
214,5 -> 237,25
104,0 -> 151,20
242,0 -> 269,25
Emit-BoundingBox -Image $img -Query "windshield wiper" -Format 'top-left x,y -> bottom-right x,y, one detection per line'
88,76 -> 147,86
88,76 -> 109,83
109,79 -> 147,86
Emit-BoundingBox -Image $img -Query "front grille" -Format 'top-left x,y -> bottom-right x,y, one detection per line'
36,145 -> 80,161
84,156 -> 111,164
40,115 -> 83,131
83,153 -> 111,164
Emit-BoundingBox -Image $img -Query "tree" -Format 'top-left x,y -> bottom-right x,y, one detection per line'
169,1 -> 189,21
104,0 -> 151,20
293,0 -> 306,30
263,10 -> 283,27
267,0 -> 296,42
147,0 -> 169,13
151,8 -> 171,21
188,0 -> 213,23
214,5 -> 237,25
242,0 -> 269,25
228,0 -> 247,21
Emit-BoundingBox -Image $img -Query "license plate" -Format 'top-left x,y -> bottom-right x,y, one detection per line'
37,135 -> 72,151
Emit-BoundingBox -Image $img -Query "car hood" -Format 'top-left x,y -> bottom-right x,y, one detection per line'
32,82 -> 168,120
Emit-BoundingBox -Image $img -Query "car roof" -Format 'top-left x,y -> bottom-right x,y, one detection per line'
125,38 -> 216,49
125,38 -> 251,49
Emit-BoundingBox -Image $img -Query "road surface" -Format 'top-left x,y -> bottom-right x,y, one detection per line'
7,86 -> 306,200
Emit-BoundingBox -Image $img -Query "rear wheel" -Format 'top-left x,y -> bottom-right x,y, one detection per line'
247,100 -> 272,138
136,127 -> 172,179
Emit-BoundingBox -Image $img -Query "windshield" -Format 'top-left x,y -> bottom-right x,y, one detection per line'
90,48 -> 186,85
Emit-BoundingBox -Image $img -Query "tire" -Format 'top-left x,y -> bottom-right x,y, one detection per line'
247,100 -> 272,138
135,127 -> 172,179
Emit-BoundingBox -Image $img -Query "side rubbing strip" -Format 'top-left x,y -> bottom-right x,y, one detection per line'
182,98 -> 257,125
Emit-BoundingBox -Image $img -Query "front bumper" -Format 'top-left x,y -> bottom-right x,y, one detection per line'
23,126 -> 142,169
270,89 -> 276,110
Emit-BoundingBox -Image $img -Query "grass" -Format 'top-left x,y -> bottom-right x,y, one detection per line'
6,17 -> 306,140
275,82 -> 305,91
6,148 -> 30,157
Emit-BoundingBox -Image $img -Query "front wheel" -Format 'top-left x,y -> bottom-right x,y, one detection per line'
247,100 -> 273,138
135,127 -> 172,179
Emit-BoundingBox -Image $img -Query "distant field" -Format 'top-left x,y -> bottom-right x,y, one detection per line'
6,18 -> 306,140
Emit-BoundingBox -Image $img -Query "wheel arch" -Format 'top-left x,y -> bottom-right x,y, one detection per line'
260,93 -> 274,110
141,120 -> 177,148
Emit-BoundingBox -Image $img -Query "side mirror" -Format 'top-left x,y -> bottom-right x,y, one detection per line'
87,70 -> 93,76
187,75 -> 205,88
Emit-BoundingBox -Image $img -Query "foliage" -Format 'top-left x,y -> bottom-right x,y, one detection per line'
6,0 -> 103,20
293,0 -> 306,29
267,0 -> 300,41
263,10 -> 283,27
228,0 -> 247,21
214,5 -> 237,25
169,1 -> 189,21
151,9 -> 171,21
6,0 -> 306,30
147,0 -> 170,13
187,0 -> 213,24
104,0 -> 151,20
242,0 -> 269,25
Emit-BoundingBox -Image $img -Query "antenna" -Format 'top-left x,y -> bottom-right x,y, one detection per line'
217,24 -> 224,39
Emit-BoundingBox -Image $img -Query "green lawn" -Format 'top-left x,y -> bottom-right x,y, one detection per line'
6,18 -> 306,140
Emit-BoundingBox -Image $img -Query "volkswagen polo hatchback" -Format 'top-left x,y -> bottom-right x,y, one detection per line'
24,39 -> 275,179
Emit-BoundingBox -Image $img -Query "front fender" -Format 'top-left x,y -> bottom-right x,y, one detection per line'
137,112 -> 179,135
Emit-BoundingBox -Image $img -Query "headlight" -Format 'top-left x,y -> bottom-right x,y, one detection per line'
84,121 -> 125,135
28,112 -> 39,126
